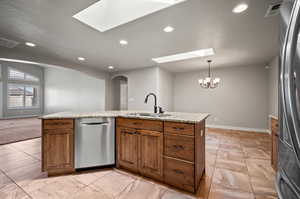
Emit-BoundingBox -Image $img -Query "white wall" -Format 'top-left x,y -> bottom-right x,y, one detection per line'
112,66 -> 174,112
173,65 -> 269,130
44,67 -> 106,114
158,68 -> 173,111
113,67 -> 159,111
268,56 -> 279,117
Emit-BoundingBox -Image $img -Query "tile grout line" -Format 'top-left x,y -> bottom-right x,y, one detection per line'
242,138 -> 257,199
206,138 -> 220,199
0,169 -> 34,199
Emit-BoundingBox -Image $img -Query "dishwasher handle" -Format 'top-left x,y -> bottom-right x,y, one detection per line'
80,122 -> 109,127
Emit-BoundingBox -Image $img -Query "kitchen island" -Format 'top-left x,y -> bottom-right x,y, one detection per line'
40,111 -> 209,193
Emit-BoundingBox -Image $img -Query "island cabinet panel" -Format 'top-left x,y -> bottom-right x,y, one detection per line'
42,119 -> 75,175
116,127 -> 139,172
116,118 -> 206,194
163,121 -> 205,193
271,117 -> 279,171
117,118 -> 163,132
138,130 -> 163,181
164,134 -> 195,162
164,122 -> 195,136
164,157 -> 195,193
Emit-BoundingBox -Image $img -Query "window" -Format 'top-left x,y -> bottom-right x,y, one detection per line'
8,68 -> 39,82
8,84 -> 39,108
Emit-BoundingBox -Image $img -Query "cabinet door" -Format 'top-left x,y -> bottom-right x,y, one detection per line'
138,130 -> 163,180
117,127 -> 139,172
43,129 -> 74,171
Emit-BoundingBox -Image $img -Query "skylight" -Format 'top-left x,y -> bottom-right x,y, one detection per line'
73,0 -> 187,32
152,48 -> 215,63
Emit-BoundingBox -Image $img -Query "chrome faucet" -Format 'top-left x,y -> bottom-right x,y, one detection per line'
144,93 -> 164,114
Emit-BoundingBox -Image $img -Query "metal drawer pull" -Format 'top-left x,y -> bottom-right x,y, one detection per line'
123,131 -> 136,135
173,145 -> 184,150
201,130 -> 204,137
173,127 -> 184,130
173,169 -> 184,174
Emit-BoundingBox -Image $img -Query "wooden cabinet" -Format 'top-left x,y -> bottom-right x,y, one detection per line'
139,130 -> 163,180
271,117 -> 279,171
116,119 -> 164,180
163,121 -> 205,193
42,119 -> 75,175
116,127 -> 139,172
116,118 -> 206,193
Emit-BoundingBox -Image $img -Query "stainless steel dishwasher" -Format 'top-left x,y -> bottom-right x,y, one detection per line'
75,117 -> 115,169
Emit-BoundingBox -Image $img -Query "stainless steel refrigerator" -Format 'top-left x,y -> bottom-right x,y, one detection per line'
278,0 -> 300,198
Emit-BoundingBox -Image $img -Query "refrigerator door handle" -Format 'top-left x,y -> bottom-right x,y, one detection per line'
282,0 -> 300,166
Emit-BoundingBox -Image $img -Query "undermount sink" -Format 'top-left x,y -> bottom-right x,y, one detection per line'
127,113 -> 172,118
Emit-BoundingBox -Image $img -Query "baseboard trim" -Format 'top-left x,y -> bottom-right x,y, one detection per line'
206,124 -> 269,134
0,115 -> 39,120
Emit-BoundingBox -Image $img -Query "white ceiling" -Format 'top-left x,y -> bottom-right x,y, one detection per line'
73,0 -> 187,32
0,0 -> 279,73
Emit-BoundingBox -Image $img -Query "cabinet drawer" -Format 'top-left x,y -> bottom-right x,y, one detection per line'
164,134 -> 194,162
117,118 -> 163,132
164,122 -> 194,136
43,119 -> 74,130
164,157 -> 195,192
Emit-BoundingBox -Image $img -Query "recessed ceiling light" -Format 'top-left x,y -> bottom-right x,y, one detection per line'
164,26 -> 174,32
108,66 -> 114,70
78,57 -> 85,61
232,3 -> 248,13
152,48 -> 215,63
119,40 -> 128,45
25,42 -> 36,47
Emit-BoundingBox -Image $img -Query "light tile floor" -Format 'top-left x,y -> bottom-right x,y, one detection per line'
0,128 -> 278,199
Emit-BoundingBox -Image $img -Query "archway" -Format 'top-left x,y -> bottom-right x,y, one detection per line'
111,76 -> 128,110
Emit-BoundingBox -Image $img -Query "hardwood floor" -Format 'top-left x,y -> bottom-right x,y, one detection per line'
0,118 -> 41,145
0,128 -> 277,199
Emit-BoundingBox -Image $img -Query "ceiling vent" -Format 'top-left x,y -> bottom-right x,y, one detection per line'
265,2 -> 282,17
0,37 -> 19,48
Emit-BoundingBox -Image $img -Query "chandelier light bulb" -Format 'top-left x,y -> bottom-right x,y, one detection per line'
198,60 -> 220,89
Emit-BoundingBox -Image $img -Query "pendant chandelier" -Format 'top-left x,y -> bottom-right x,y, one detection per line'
198,60 -> 220,89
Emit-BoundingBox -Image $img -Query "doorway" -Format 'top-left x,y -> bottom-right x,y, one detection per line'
111,76 -> 128,110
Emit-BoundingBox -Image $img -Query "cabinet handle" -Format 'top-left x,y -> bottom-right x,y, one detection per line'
173,169 -> 184,174
173,145 -> 184,150
173,127 -> 184,131
123,131 -> 135,135
133,122 -> 142,125
201,130 -> 204,137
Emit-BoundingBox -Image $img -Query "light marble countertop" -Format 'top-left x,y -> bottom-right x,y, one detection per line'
40,111 -> 209,123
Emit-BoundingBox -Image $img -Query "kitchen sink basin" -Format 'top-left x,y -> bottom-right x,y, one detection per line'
127,113 -> 172,118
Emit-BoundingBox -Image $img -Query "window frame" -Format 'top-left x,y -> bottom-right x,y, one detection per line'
7,67 -> 40,82
7,83 -> 40,110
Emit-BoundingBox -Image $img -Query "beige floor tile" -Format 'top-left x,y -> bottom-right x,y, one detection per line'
250,176 -> 277,196
162,190 -> 197,199
116,179 -> 166,199
246,159 -> 275,181
243,148 -> 270,160
0,183 -> 30,199
212,168 -> 252,193
215,159 -> 248,173
69,186 -> 112,199
91,171 -> 136,198
217,150 -> 245,162
28,175 -> 85,199
208,187 -> 255,199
